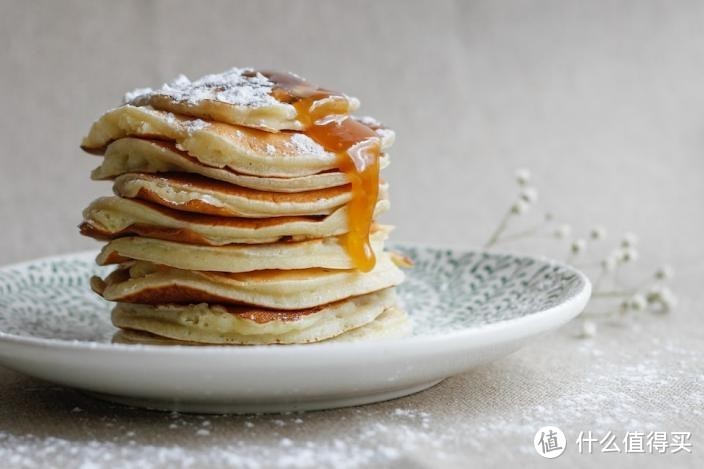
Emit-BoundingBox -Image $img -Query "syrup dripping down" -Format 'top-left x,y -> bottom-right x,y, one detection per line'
261,71 -> 381,272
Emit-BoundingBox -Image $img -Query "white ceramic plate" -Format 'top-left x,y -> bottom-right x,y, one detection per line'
0,245 -> 590,413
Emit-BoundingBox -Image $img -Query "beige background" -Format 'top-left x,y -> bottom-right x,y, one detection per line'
1,0 -> 703,266
0,1 -> 703,468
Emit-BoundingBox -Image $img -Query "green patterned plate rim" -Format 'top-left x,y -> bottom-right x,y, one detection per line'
0,244 -> 591,349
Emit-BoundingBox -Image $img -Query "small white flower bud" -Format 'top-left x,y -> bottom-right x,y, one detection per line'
519,187 -> 538,204
589,226 -> 607,241
571,239 -> 587,255
621,232 -> 639,248
619,247 -> 639,263
581,320 -> 597,338
511,200 -> 529,215
629,294 -> 647,311
515,168 -> 531,186
654,265 -> 674,280
646,286 -> 662,303
554,224 -> 572,239
646,286 -> 677,313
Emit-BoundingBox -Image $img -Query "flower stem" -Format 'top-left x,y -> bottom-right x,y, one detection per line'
581,310 -> 618,318
483,209 -> 513,249
591,290 -> 636,298
493,224 -> 545,244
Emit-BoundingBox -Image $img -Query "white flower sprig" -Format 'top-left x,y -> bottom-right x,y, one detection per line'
484,170 -> 543,248
484,169 -> 677,338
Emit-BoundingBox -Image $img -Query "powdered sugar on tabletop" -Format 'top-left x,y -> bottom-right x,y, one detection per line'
1,335 -> 702,468
0,407 -> 451,469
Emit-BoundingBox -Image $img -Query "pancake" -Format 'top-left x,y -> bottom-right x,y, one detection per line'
80,196 -> 390,245
92,138 -> 391,192
124,68 -> 359,132
79,66 -> 406,347
80,106 -> 394,178
329,306 -> 411,342
111,288 -> 396,345
96,227 -> 390,272
112,172 -> 390,218
91,252 -> 405,309
111,305 -> 409,345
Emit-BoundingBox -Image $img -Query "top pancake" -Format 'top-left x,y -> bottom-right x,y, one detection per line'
124,68 -> 359,132
81,105 -> 394,178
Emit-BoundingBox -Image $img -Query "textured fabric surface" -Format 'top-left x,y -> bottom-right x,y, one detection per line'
0,0 -> 703,467
0,286 -> 702,468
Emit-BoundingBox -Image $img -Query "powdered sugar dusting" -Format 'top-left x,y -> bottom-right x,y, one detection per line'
182,119 -> 209,134
373,128 -> 394,146
125,68 -> 279,108
289,133 -> 326,156
355,116 -> 382,129
123,88 -> 152,104
157,111 -> 209,135
160,112 -> 179,127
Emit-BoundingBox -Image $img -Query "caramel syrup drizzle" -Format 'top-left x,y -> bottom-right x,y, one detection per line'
260,71 -> 381,272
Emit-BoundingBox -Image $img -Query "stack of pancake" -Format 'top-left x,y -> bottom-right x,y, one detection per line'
79,68 -> 408,345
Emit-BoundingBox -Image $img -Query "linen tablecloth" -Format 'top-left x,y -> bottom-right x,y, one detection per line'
1,0 -> 703,467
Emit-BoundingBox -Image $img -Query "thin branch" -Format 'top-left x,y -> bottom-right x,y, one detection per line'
580,310 -> 618,318
591,290 -> 636,298
483,209 -> 513,249
492,224 -> 546,244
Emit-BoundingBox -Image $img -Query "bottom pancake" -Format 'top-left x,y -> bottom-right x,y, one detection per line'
112,306 -> 410,346
111,288 -> 398,345
326,305 -> 410,342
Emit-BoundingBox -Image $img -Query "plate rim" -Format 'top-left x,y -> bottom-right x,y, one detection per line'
0,245 -> 592,356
